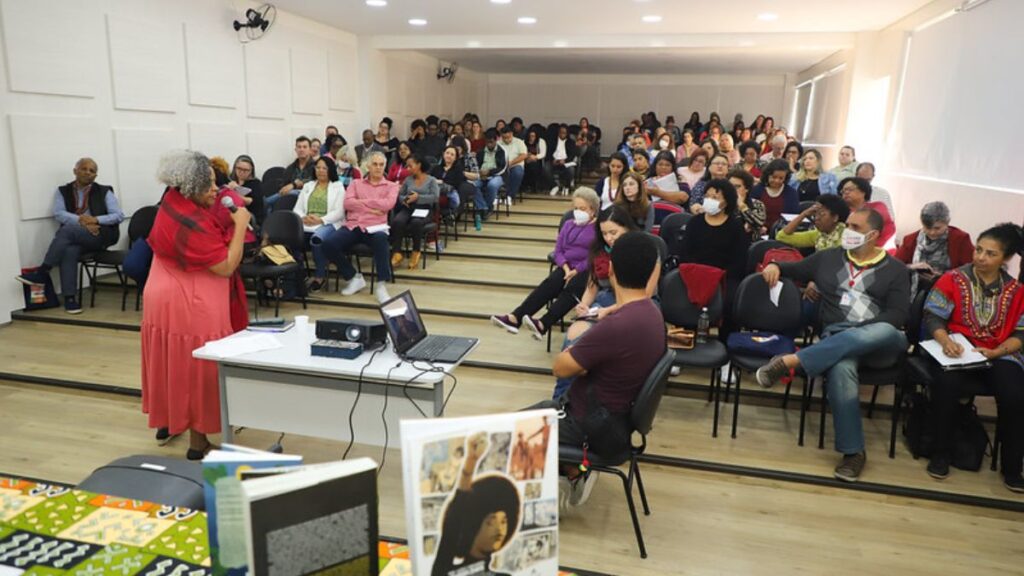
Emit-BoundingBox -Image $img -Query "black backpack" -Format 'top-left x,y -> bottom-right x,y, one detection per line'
903,392 -> 991,471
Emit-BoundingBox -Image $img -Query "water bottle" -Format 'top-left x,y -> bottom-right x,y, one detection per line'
696,307 -> 710,344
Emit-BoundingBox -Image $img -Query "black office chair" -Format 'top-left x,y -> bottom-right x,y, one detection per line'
272,194 -> 299,213
721,275 -> 803,439
660,272 -> 729,430
120,205 -> 160,311
239,211 -> 307,318
658,212 -> 692,260
260,167 -> 287,226
745,239 -> 789,275
558,349 -> 674,559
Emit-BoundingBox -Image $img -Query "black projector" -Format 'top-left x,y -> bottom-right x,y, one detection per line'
315,318 -> 388,348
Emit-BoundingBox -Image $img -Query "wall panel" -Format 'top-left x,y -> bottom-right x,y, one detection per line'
245,43 -> 289,119
106,14 -> 180,112
112,128 -> 182,213
290,47 -> 328,115
184,23 -> 242,109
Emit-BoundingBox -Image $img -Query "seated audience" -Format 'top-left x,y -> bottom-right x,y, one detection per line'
676,149 -> 708,192
689,153 -> 732,214
653,131 -> 676,158
790,149 -> 839,202
16,158 -> 124,313
664,115 -> 682,145
758,208 -> 910,482
675,129 -> 699,160
319,125 -> 338,156
227,154 -> 262,219
596,152 -> 628,209
490,188 -> 600,338
391,153 -> 439,271
421,120 -> 447,164
895,201 -> 974,297
839,177 -> 895,246
468,120 -> 486,152
783,141 -> 804,172
736,141 -> 763,178
375,117 -> 400,158
750,159 -> 799,230
470,129 -> 507,229
719,133 -> 740,165
209,156 -> 257,247
923,223 -> 1024,492
310,139 -> 322,161
355,129 -> 385,165
630,148 -> 651,180
830,145 -> 859,181
322,151 -> 399,302
615,173 -> 655,232
776,193 -> 850,252
407,119 -> 427,154
499,126 -> 528,202
759,133 -> 787,163
854,161 -> 895,219
527,231 -> 666,506
578,129 -> 602,175
294,157 -> 345,292
727,169 -> 767,240
546,124 -> 578,196
430,144 -> 470,214
699,138 -> 720,158
265,136 -> 315,214
646,151 -> 689,206
522,129 -> 548,194
387,141 -> 413,183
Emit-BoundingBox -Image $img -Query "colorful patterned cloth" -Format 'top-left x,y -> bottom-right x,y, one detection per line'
0,477 -> 592,576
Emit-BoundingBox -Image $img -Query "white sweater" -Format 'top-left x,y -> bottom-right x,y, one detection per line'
294,180 -> 346,229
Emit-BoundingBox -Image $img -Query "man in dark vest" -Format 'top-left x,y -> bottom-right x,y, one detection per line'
16,158 -> 124,313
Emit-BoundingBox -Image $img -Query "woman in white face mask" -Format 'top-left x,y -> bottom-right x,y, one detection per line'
678,178 -> 752,339
490,188 -> 601,339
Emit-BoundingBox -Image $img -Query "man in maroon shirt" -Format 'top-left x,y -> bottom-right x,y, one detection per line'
530,232 -> 666,507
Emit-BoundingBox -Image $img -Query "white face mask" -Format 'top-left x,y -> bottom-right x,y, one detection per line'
572,209 -> 591,225
702,198 -> 722,216
841,228 -> 868,250
659,139 -> 670,149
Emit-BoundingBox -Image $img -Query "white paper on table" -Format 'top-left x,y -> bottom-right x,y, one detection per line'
200,333 -> 283,359
366,223 -> 390,234
650,173 -> 680,192
769,282 -> 783,306
920,334 -> 990,367
411,208 -> 429,218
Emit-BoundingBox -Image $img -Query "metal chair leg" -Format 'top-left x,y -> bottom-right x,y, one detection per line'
782,376 -> 793,410
712,365 -> 722,438
632,457 -> 651,515
818,387 -> 828,449
889,382 -> 901,459
706,368 -> 715,402
799,376 -> 814,447
731,367 -> 741,439
868,384 -> 880,418
609,466 -> 647,559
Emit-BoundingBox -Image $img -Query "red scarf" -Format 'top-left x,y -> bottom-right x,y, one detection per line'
149,188 -> 249,332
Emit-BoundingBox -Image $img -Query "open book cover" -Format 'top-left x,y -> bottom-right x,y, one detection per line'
202,444 -> 304,575
241,457 -> 379,576
401,409 -> 560,576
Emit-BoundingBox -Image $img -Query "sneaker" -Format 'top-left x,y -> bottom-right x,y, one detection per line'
927,456 -> 950,480
307,278 -> 324,293
754,355 -> 789,389
550,186 -> 560,196
374,283 -> 391,304
1004,475 -> 1024,493
340,274 -> 367,296
834,452 -> 866,482
474,213 -> 482,231
64,297 -> 82,314
568,471 -> 598,507
490,314 -> 520,334
504,196 -> 513,206
14,272 -> 44,286
523,316 -> 546,340
670,366 -> 681,377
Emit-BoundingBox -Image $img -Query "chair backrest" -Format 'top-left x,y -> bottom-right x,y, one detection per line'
261,166 -> 286,187
273,194 -> 299,213
651,201 -> 683,227
659,212 -> 692,258
261,210 -> 305,251
907,282 -> 930,346
659,271 -> 724,328
559,210 -> 573,230
798,200 -> 816,213
732,274 -> 803,333
630,349 -> 676,436
127,205 -> 160,243
745,239 -> 788,275
647,232 -> 669,264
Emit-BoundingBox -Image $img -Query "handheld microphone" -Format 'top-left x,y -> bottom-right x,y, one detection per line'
220,195 -> 237,213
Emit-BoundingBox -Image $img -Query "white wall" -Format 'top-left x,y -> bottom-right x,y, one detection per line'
0,0 -> 483,320
485,73 -> 786,135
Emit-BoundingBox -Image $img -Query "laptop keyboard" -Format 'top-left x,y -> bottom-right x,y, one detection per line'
413,335 -> 458,359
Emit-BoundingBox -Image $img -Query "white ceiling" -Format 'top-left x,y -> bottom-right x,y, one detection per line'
273,0 -> 936,74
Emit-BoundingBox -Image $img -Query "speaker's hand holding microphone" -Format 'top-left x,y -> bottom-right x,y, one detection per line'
222,195 -> 251,228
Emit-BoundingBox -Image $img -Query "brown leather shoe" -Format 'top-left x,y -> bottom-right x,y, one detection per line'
407,250 -> 422,270
391,252 -> 404,266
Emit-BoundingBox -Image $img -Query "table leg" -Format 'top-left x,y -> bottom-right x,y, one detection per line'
219,367 -> 233,443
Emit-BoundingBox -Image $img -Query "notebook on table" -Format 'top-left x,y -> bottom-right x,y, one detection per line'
379,290 -> 477,363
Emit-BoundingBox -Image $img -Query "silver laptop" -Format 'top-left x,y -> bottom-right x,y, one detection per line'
379,291 -> 477,363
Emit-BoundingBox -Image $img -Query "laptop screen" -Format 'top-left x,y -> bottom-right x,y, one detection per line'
379,291 -> 428,354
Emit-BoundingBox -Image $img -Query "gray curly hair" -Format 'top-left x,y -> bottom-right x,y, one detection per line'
157,150 -> 212,199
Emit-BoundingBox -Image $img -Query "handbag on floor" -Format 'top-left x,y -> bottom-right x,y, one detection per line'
20,267 -> 59,310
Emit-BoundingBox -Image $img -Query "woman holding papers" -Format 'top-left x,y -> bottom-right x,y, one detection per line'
294,157 -> 345,293
923,223 -> 1024,492
645,151 -> 689,206
142,150 -> 250,460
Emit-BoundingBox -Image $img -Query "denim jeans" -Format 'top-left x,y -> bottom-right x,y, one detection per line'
474,177 -> 502,213
504,165 -> 524,200
796,322 -> 907,454
263,190 -> 296,217
322,227 -> 391,282
307,224 -> 337,279
43,224 -> 105,297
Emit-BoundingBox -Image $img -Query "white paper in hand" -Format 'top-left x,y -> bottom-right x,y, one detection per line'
412,208 -> 429,218
366,223 -> 390,234
650,173 -> 680,192
769,282 -> 783,307
920,333 -> 989,367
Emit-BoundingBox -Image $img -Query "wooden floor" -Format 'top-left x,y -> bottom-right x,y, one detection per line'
2,192 -> 1023,575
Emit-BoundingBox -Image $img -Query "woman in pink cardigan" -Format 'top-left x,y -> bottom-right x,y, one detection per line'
323,151 -> 399,302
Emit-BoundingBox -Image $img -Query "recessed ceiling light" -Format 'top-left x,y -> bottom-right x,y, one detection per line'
408,18 -> 427,26
491,0 -> 511,4
757,12 -> 779,21
365,0 -> 386,6
553,40 -> 568,48
467,40 -> 481,48
517,16 -> 537,24
642,15 -> 662,23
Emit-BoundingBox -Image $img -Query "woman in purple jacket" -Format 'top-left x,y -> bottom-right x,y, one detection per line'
491,187 -> 600,339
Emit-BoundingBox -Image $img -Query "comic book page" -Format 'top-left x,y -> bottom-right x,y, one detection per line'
401,409 -> 559,576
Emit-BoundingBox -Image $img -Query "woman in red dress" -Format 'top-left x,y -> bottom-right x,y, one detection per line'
142,150 -> 251,460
